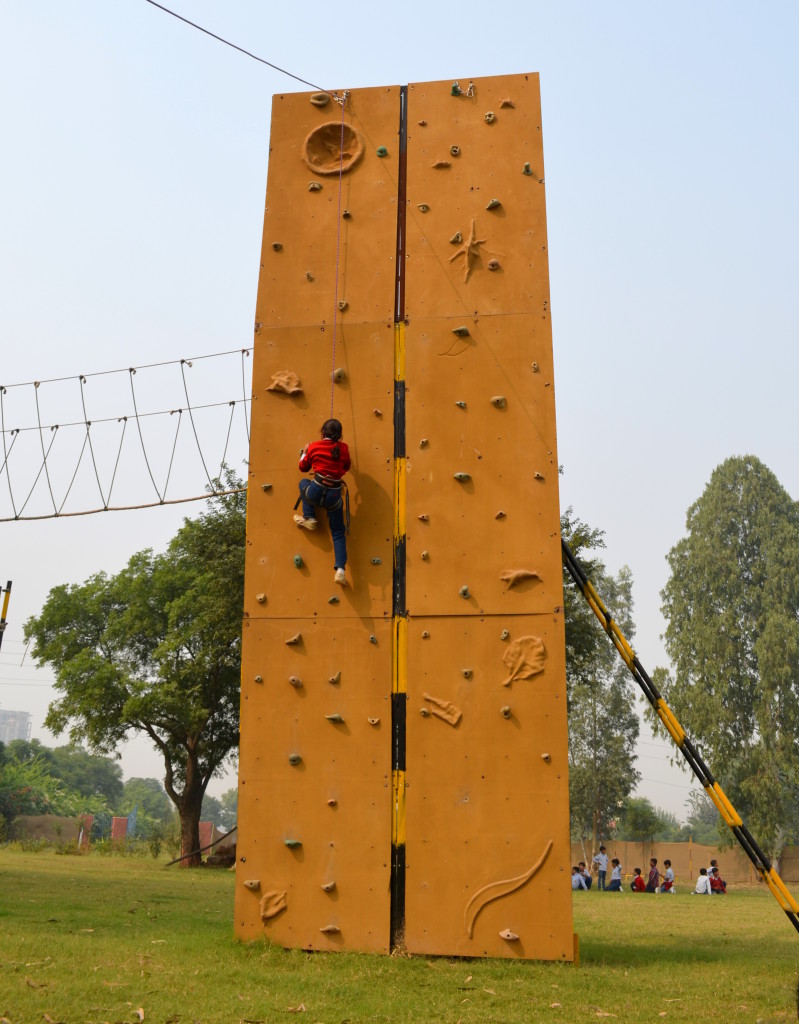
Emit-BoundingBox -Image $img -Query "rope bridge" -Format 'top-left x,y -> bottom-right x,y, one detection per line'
0,349 -> 252,521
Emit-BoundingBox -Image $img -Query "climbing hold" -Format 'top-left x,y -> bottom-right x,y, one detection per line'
255,593 -> 266,604
500,569 -> 541,589
369,635 -> 378,645
285,633 -> 301,645
455,401 -> 466,409
261,483 -> 272,491
342,209 -> 351,219
431,160 -> 451,169
418,119 -> 427,126
306,271 -> 314,281
500,928 -> 520,942
266,371 -> 303,395
486,198 -> 502,210
500,705 -> 512,719
328,595 -> 339,604
532,361 -> 540,372
288,753 -> 302,765
284,839 -> 302,849
419,438 -> 429,448
451,81 -> 463,96
328,671 -> 341,685
288,676 -> 302,688
293,554 -> 303,568
495,511 -> 506,519
371,557 -> 382,565
304,122 -> 364,175
418,513 -> 429,521
331,367 -> 346,384
259,890 -> 288,922
500,629 -> 510,641
452,326 -> 470,337
421,631 -> 430,639
462,669 -> 473,679
453,472 -> 471,482
487,259 -> 501,271
374,408 -> 382,417
490,395 -> 507,408
450,145 -> 461,157
420,550 -> 429,560
320,924 -> 340,934
271,242 -> 283,252
459,585 -> 470,598
327,798 -> 338,807
376,146 -> 388,157
367,716 -> 380,726
484,111 -> 496,124
321,881 -> 336,892
417,203 -> 430,213
325,714 -> 345,724
420,708 -> 430,717
449,232 -> 463,245
243,879 -> 261,891
423,692 -> 463,726
534,471 -> 544,480
254,674 -> 263,683
522,162 -> 533,176
337,300 -> 348,312
541,752 -> 551,762
310,92 -> 330,107
308,181 -> 323,191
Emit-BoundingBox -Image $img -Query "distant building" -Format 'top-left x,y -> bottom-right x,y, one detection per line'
0,709 -> 32,744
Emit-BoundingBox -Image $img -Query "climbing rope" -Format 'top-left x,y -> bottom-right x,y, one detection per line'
561,537 -> 799,936
329,91 -> 349,418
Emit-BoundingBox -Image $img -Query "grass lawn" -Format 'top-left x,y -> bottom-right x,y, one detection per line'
1,850 -> 797,1023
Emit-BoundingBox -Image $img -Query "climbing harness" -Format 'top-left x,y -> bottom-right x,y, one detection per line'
294,478 -> 349,533
561,538 -> 799,936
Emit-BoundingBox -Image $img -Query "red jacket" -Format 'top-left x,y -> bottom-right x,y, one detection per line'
631,875 -> 646,892
299,438 -> 351,480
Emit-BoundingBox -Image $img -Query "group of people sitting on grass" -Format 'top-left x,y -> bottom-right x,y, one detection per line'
571,852 -> 728,895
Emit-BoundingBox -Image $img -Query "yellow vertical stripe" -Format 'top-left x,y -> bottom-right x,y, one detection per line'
392,769 -> 407,846
394,321 -> 405,381
393,616 -> 407,695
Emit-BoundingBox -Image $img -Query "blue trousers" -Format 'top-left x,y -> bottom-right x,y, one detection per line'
299,478 -> 347,569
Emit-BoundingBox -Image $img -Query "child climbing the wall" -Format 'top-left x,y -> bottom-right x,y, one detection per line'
294,418 -> 351,585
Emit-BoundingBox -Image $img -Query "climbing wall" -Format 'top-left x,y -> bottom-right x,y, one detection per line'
236,74 -> 574,961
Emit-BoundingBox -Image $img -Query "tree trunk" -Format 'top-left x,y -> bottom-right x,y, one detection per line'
176,751 -> 205,867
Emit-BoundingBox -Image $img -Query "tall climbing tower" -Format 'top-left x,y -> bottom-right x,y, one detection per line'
236,73 -> 574,961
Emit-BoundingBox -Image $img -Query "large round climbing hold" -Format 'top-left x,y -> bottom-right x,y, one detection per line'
303,122 -> 364,175
293,554 -> 303,568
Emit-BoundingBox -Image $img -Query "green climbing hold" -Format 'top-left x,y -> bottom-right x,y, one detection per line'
459,585 -> 470,598
451,82 -> 462,96
523,162 -> 533,176
328,595 -> 340,604
284,839 -> 302,848
288,753 -> 302,765
371,557 -> 382,565
376,146 -> 388,157
293,554 -> 303,568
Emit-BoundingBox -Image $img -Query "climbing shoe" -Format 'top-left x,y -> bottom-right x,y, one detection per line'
293,515 -> 318,531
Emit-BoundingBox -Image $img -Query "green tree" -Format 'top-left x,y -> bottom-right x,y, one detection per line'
655,455 -> 799,863
616,796 -> 666,845
218,787 -> 238,831
24,477 -> 246,866
49,745 -> 123,804
681,790 -> 722,845
118,778 -> 174,823
562,508 -> 640,850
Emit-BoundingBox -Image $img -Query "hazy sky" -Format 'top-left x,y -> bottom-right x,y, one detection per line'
1,1 -> 797,818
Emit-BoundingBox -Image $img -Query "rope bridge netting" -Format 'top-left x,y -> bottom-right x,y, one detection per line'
0,349 -> 252,521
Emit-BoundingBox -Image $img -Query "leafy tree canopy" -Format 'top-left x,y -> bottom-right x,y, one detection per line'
655,455 -> 799,861
118,777 -> 174,823
24,474 -> 246,864
562,508 -> 640,846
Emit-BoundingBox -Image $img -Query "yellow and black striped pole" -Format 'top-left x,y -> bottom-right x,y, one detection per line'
390,86 -> 408,947
562,539 -> 799,934
0,581 -> 11,654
